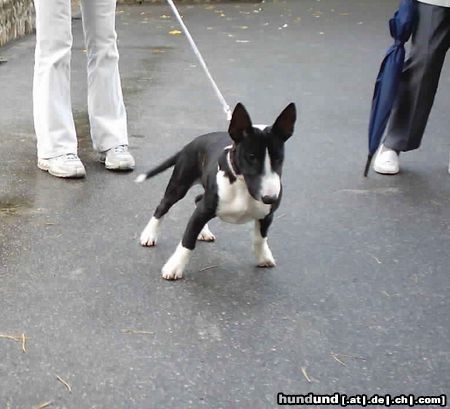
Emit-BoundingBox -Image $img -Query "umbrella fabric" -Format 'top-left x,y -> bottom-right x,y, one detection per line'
365,0 -> 417,176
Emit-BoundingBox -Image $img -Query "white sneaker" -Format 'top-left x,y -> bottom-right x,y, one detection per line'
373,144 -> 399,175
38,153 -> 86,178
99,145 -> 135,170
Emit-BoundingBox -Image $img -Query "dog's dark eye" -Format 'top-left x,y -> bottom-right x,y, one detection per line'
272,158 -> 283,167
247,153 -> 257,161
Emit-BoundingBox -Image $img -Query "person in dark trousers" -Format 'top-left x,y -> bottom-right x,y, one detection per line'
374,0 -> 450,175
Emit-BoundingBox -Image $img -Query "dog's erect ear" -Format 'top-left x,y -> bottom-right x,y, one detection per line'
272,103 -> 297,141
228,103 -> 253,144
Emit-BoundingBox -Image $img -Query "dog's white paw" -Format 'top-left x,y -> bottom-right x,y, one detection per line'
161,243 -> 191,281
140,217 -> 161,247
161,264 -> 184,280
257,257 -> 276,268
140,231 -> 157,247
197,224 -> 216,242
254,241 -> 276,268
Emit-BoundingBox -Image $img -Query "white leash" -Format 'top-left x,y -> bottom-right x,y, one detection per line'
166,0 -> 232,121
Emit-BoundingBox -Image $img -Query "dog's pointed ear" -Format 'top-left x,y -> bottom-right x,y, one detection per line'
228,103 -> 253,144
273,103 -> 297,141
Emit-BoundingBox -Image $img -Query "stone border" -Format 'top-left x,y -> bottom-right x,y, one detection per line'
0,0 -> 260,47
0,0 -> 35,47
117,0 -> 261,3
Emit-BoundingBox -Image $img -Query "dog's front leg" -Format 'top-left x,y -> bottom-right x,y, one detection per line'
162,204 -> 215,280
253,215 -> 276,268
195,194 -> 216,242
140,216 -> 162,246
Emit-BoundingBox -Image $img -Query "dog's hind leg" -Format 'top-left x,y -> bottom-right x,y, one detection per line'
253,215 -> 276,267
194,194 -> 216,242
140,171 -> 193,247
162,198 -> 215,280
197,223 -> 215,242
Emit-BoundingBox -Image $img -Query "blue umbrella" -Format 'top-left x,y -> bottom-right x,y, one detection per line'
364,0 -> 417,176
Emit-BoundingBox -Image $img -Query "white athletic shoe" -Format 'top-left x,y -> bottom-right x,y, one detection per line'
38,153 -> 86,178
373,144 -> 399,175
100,145 -> 135,170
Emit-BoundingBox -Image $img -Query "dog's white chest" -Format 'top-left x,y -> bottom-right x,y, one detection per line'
216,171 -> 271,224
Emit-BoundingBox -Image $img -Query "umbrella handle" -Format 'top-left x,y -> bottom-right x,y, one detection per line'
364,155 -> 373,177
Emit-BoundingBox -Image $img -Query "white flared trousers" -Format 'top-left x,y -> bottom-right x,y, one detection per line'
33,0 -> 128,159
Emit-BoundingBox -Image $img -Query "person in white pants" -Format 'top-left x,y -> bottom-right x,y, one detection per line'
33,0 -> 135,178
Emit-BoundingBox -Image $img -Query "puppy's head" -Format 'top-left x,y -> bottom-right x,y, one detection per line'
228,102 -> 297,204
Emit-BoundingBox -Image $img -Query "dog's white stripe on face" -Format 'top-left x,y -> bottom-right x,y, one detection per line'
253,124 -> 268,131
260,149 -> 281,199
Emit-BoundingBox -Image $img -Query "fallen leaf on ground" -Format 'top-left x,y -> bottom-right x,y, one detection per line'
56,375 -> 72,393
34,402 -> 53,409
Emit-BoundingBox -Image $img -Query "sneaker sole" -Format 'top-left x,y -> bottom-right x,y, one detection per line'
373,164 -> 399,175
38,162 -> 86,178
104,159 -> 135,171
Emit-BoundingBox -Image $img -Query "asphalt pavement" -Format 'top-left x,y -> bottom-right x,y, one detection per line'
0,1 -> 449,408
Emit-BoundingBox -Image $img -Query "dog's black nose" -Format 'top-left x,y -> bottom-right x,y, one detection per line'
262,195 -> 277,205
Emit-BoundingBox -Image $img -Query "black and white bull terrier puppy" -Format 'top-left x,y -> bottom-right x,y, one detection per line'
136,102 -> 297,280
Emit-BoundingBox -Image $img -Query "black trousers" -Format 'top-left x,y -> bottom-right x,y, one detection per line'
384,2 -> 450,152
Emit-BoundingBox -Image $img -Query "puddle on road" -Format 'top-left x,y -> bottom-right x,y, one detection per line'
335,187 -> 402,195
0,196 -> 49,219
0,197 -> 33,217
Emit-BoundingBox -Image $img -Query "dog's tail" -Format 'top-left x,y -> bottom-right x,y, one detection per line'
135,152 -> 180,183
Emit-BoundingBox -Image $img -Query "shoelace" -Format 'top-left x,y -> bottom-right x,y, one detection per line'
112,145 -> 128,153
64,153 -> 79,161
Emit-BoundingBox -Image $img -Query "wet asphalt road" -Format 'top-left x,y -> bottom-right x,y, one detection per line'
0,1 -> 449,408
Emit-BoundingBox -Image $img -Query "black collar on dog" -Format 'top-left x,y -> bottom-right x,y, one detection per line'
219,146 -> 241,183
228,147 -> 241,178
